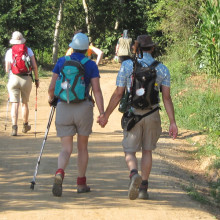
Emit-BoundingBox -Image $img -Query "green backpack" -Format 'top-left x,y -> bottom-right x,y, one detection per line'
54,56 -> 89,103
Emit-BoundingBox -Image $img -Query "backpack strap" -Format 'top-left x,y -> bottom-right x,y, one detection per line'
149,60 -> 160,69
65,56 -> 71,61
80,57 -> 90,65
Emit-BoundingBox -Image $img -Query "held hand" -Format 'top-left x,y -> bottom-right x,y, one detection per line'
97,113 -> 108,128
35,79 -> 40,88
169,123 -> 178,139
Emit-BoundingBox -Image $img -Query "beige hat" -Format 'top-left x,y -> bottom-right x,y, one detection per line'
137,35 -> 156,47
10,31 -> 26,44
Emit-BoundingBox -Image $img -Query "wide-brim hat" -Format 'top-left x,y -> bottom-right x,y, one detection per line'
69,33 -> 89,50
137,35 -> 156,47
10,31 -> 26,44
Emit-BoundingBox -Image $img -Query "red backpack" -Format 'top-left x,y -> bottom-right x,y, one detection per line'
11,44 -> 31,74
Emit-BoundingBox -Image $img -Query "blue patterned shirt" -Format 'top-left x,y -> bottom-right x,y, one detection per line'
116,52 -> 170,91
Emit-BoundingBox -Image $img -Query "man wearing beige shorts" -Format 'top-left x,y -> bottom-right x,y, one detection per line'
5,31 -> 39,136
99,35 -> 178,200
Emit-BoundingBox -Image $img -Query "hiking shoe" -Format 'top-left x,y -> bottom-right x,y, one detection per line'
22,123 -> 31,133
11,125 -> 18,136
77,185 -> 91,193
138,188 -> 149,200
52,173 -> 63,197
128,173 -> 142,200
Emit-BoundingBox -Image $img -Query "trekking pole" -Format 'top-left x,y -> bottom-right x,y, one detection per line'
4,96 -> 10,130
35,87 -> 37,138
30,106 -> 56,190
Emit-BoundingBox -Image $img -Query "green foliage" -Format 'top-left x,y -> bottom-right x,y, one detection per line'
193,0 -> 220,78
209,179 -> 220,203
173,86 -> 220,133
148,0 -> 201,46
183,184 -> 210,204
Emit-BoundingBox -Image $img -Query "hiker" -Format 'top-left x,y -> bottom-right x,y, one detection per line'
87,43 -> 104,66
115,30 -> 132,63
5,31 -> 39,136
66,42 -> 104,66
48,33 -> 105,197
98,35 -> 178,200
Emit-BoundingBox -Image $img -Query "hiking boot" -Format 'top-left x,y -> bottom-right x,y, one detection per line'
128,173 -> 142,200
77,184 -> 91,193
138,188 -> 149,200
22,123 -> 31,133
77,176 -> 91,193
11,125 -> 18,136
52,169 -> 65,197
138,182 -> 149,200
52,174 -> 63,197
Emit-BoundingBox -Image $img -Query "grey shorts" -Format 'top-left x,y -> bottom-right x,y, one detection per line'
7,74 -> 32,103
55,100 -> 94,137
122,109 -> 162,152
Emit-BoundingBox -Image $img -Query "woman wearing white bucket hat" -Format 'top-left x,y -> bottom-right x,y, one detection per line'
5,31 -> 39,136
48,32 -> 104,197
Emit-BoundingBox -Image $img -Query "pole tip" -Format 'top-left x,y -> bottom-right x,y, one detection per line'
30,181 -> 35,190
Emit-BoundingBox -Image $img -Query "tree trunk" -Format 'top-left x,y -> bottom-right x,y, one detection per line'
114,20 -> 119,30
82,0 -> 91,41
52,0 -> 64,64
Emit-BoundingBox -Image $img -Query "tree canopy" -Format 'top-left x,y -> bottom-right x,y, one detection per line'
0,0 -> 219,78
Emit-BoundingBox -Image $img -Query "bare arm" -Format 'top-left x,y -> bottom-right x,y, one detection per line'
99,86 -> 125,127
91,77 -> 104,115
162,85 -> 178,139
48,73 -> 59,102
5,60 -> 10,75
92,47 -> 104,66
30,55 -> 39,88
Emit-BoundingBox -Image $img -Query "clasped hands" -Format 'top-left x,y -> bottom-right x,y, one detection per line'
97,113 -> 108,128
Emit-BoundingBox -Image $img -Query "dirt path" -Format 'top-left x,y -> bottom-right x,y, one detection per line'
0,63 -> 219,220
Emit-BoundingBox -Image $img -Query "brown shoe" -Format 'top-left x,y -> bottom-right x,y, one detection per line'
22,123 -> 31,133
138,182 -> 149,200
52,173 -> 63,197
11,125 -> 18,136
77,184 -> 91,193
128,173 -> 142,200
77,176 -> 91,193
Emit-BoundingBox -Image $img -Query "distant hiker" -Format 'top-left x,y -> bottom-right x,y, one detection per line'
87,43 -> 104,66
5,31 -> 39,136
48,33 -> 105,197
98,35 -> 178,200
115,30 -> 132,63
66,42 -> 104,66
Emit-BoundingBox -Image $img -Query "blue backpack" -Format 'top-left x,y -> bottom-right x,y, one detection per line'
54,56 -> 89,103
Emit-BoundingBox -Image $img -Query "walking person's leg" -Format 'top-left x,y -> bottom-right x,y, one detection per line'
138,150 -> 152,199
21,102 -> 31,133
7,75 -> 20,136
52,136 -> 73,197
125,152 -> 142,200
76,134 -> 90,193
11,102 -> 19,136
21,103 -> 29,124
21,76 -> 32,133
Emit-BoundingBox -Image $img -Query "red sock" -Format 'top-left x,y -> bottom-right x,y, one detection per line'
55,168 -> 65,179
77,176 -> 86,185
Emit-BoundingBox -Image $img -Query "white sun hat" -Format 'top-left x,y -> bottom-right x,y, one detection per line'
69,33 -> 89,50
9,31 -> 26,44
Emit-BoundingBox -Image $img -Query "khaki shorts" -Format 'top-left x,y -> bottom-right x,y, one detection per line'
55,100 -> 94,137
122,109 -> 162,152
7,74 -> 32,104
